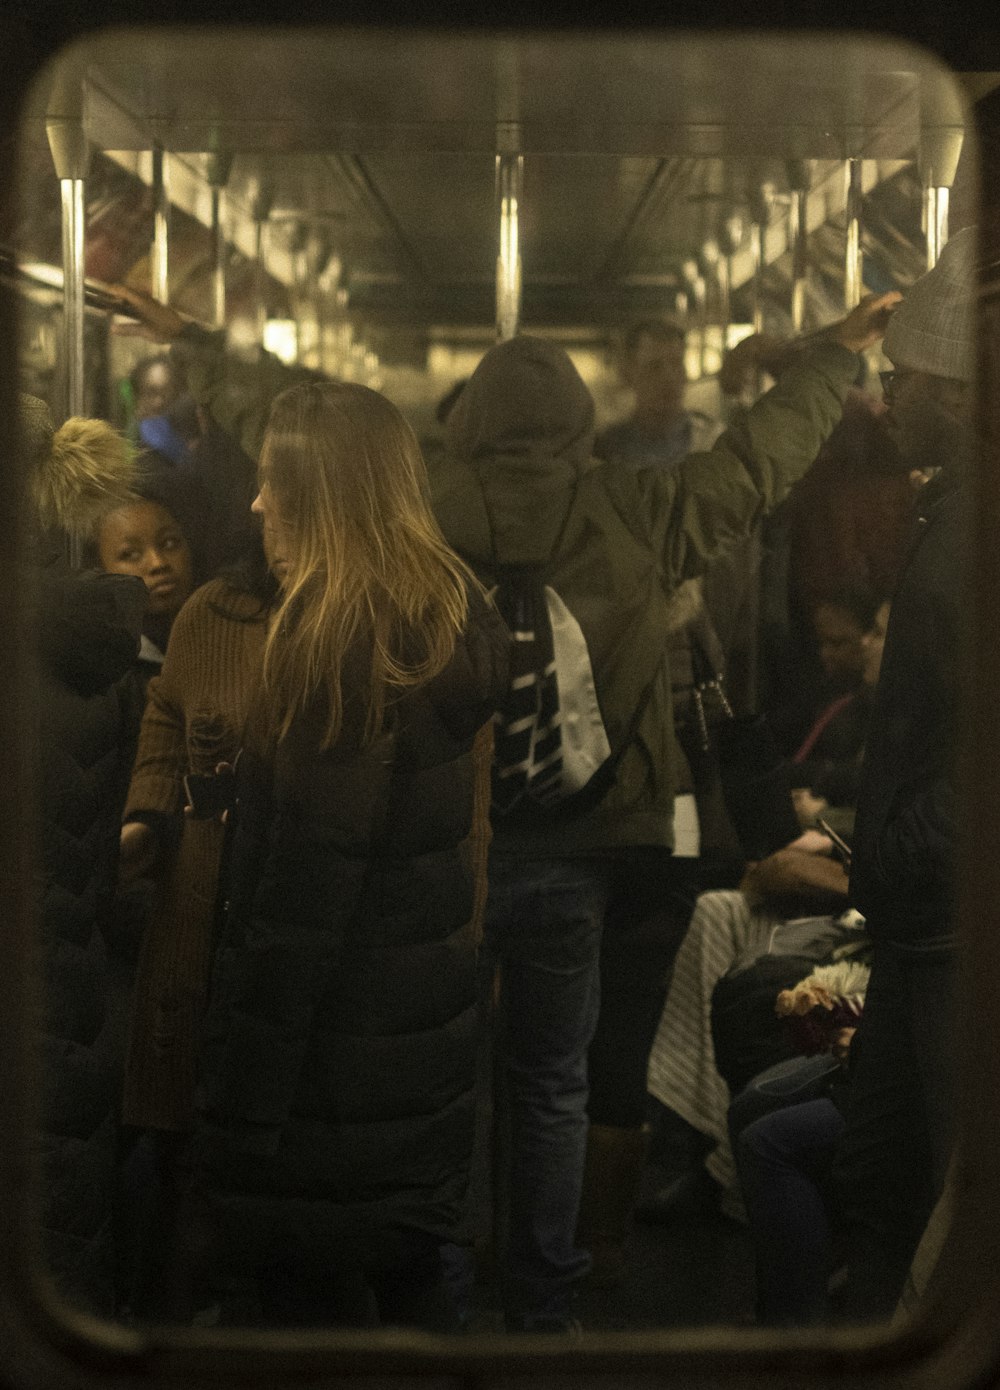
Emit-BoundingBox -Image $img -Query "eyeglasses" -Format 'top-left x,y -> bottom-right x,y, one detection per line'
879,368 -> 918,397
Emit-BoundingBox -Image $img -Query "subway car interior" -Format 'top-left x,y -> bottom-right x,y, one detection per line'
5,20 -> 1000,1390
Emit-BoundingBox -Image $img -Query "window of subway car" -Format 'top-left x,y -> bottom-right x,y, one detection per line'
3,21 -> 998,1390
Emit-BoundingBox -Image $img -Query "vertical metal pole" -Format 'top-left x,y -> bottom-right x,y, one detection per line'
59,178 -> 87,420
844,158 -> 863,310
47,117 -> 90,423
47,82 -> 91,565
716,255 -> 731,348
786,160 -> 811,335
254,221 -> 267,341
495,154 -> 523,341
925,185 -> 949,271
684,265 -> 707,378
211,188 -> 226,328
748,185 -> 773,393
205,151 -> 232,331
701,239 -> 721,374
919,98 -> 964,271
719,209 -> 744,353
750,223 -> 764,335
151,143 -> 169,303
251,183 -> 274,346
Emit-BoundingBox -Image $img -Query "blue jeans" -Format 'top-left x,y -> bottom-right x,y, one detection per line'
736,1096 -> 845,1326
483,854 -> 612,1330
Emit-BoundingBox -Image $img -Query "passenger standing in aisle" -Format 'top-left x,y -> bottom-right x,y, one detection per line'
106,280 -> 895,1332
582,318 -> 734,1285
19,395 -> 144,1314
833,226 -> 979,1320
182,381 -> 508,1328
433,297 -> 895,1332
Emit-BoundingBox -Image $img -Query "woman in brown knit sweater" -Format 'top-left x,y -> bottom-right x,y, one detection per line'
119,553 -> 275,1133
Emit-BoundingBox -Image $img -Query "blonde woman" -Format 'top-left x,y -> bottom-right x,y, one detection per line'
179,380 -> 508,1330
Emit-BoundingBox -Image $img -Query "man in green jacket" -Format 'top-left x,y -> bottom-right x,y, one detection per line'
110,282 -> 895,1332
430,304 -> 893,1331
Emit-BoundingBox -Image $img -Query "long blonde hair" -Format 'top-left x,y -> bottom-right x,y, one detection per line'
258,380 -> 473,748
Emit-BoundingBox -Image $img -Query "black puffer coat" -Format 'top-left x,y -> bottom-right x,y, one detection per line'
33,565 -> 145,1313
192,587 -> 508,1273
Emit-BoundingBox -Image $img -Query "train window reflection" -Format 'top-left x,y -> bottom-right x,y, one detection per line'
5,21 -> 997,1383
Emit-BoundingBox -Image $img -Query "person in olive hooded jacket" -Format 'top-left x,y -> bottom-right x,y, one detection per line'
430,306 -> 893,1330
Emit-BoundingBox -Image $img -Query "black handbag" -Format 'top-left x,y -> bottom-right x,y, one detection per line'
686,637 -> 801,862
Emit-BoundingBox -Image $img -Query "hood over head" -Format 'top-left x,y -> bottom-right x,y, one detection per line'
441,336 -> 597,567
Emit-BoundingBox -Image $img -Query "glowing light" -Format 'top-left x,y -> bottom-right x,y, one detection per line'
262,318 -> 298,364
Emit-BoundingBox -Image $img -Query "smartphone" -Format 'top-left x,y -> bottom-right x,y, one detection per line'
183,768 -> 236,820
817,817 -> 852,866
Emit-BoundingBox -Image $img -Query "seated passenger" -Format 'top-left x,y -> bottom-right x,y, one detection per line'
767,582 -> 875,761
732,963 -> 869,1326
643,827 -> 859,1220
792,595 -> 891,832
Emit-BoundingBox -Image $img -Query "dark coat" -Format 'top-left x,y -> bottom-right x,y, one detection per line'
849,469 -> 965,950
191,587 -> 508,1273
33,565 -> 145,1313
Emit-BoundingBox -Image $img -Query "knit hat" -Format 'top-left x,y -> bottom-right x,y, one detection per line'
19,393 -> 56,473
883,226 -> 977,382
19,397 -> 137,538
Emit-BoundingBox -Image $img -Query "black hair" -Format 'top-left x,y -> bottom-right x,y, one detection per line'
85,451 -> 209,587
208,524 -> 280,620
623,318 -> 686,358
810,581 -> 880,635
128,353 -> 179,396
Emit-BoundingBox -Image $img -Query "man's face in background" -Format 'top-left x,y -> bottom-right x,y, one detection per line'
624,330 -> 687,425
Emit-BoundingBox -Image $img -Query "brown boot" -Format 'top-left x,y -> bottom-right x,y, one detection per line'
575,1123 -> 650,1287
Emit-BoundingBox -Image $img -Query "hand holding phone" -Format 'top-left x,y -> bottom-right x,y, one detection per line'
817,817 -> 852,867
183,763 -> 237,820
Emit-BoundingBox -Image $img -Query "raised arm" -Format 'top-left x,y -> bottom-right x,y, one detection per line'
651,292 -> 900,584
108,283 -> 309,462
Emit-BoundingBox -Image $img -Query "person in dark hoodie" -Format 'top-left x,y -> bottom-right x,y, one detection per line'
430,303 -> 896,1332
832,227 -> 979,1321
20,394 -> 145,1315
105,281 -> 895,1332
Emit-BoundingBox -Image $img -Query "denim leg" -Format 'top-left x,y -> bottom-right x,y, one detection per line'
484,855 -> 610,1328
737,1098 -> 844,1326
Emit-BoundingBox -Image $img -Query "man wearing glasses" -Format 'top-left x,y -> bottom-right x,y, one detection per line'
834,227 -> 978,1321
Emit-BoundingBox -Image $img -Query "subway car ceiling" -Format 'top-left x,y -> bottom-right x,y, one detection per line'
10,28 -> 987,377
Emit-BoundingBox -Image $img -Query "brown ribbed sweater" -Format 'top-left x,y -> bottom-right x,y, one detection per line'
122,578 -> 495,1132
122,579 -> 270,1130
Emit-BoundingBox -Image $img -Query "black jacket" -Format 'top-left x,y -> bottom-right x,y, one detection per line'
192,588 -> 508,1272
33,565 -> 144,1312
849,469 -> 965,950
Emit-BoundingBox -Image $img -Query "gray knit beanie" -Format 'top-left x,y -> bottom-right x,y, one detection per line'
19,393 -> 56,474
883,226 -> 977,382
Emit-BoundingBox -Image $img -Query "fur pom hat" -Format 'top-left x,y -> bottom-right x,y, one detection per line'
20,395 -> 137,538
883,226 -> 978,383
